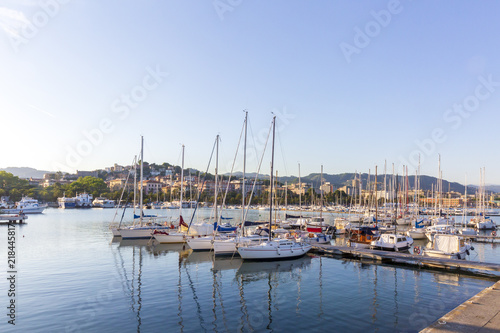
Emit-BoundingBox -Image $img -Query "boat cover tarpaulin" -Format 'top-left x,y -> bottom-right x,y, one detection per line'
433,235 -> 459,253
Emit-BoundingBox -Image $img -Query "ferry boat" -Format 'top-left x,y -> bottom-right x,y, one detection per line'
75,193 -> 93,208
58,195 -> 76,209
1,197 -> 47,214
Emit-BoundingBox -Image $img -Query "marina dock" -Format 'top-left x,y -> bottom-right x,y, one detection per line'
421,280 -> 500,332
0,213 -> 27,224
312,245 -> 500,275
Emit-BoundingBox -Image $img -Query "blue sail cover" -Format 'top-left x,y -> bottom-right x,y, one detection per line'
415,219 -> 425,228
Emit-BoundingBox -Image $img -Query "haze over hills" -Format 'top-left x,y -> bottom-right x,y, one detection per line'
2,167 -> 499,194
0,167 -> 51,179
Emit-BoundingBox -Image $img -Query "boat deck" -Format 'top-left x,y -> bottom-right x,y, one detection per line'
312,245 -> 500,275
421,280 -> 500,332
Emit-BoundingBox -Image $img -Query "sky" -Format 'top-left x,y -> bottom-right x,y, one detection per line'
0,0 -> 499,185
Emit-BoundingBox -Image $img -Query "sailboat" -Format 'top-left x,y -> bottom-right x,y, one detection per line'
237,116 -> 312,260
153,144 -> 187,244
119,136 -> 171,239
185,135 -> 227,251
213,111 -> 270,256
298,165 -> 332,245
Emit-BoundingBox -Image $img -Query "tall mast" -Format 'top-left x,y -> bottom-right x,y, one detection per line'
320,165 -> 324,219
298,163 -> 302,211
180,144 -> 185,220
133,155 -> 137,217
242,111 -> 247,225
139,136 -> 144,225
375,166 -> 378,225
384,160 -> 387,207
215,135 -> 219,223
269,116 -> 276,241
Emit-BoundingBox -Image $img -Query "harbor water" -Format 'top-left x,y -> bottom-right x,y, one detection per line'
0,208 -> 498,332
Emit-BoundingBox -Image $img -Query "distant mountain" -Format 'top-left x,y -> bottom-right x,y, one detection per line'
0,167 -> 51,179
279,173 -> 485,194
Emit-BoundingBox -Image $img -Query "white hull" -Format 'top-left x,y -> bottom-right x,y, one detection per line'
187,236 -> 214,251
2,206 -> 46,214
213,236 -> 268,256
119,226 -> 171,239
407,229 -> 426,239
154,233 -> 185,243
237,240 -> 311,260
423,249 -> 467,260
111,228 -> 121,237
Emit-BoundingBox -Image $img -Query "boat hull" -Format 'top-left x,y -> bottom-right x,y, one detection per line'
237,241 -> 311,260
119,226 -> 171,239
154,233 -> 185,244
186,236 -> 214,250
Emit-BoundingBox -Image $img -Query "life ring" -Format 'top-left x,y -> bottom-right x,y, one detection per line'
492,230 -> 497,237
414,246 -> 420,255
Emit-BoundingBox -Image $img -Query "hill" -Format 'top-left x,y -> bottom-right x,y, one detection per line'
0,167 -> 51,179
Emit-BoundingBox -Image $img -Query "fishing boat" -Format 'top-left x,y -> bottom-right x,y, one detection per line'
237,117 -> 311,260
370,233 -> 413,251
422,234 -> 473,260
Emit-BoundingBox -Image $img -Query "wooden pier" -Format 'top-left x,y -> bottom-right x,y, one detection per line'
0,214 -> 27,225
462,234 -> 500,243
312,245 -> 500,275
421,280 -> 500,332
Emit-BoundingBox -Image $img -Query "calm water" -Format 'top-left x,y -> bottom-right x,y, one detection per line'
0,208 -> 497,332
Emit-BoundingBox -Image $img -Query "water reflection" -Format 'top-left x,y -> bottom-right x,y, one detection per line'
235,256 -> 312,331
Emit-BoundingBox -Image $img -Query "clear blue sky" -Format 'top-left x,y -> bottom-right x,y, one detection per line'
1,0 -> 499,185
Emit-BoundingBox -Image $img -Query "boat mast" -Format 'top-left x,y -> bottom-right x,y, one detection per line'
375,166 -> 378,226
215,135 -> 219,223
320,165 -> 324,220
180,144 -> 185,220
298,163 -> 301,213
139,136 -> 144,226
242,111 -> 247,228
269,116 -> 276,241
133,155 -> 137,217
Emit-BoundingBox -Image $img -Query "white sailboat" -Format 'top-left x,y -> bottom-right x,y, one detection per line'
154,144 -> 187,244
237,116 -> 312,260
186,135 -> 222,251
119,136 -> 171,240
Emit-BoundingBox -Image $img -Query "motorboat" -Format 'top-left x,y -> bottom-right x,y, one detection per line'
422,234 -> 473,260
92,197 -> 115,208
1,197 -> 47,214
370,233 -> 413,251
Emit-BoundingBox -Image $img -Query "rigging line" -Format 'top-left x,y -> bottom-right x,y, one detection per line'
247,116 -> 261,170
275,124 -> 289,178
218,118 -> 245,223
187,136 -> 217,229
244,120 -> 273,222
114,156 -> 136,226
